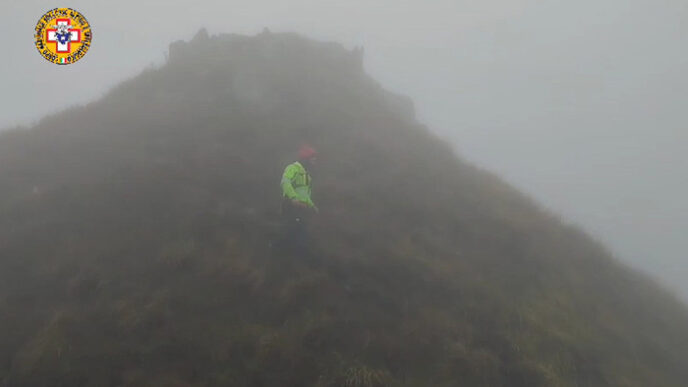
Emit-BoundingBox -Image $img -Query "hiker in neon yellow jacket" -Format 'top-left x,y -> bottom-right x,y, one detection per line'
280,145 -> 318,253
281,145 -> 318,211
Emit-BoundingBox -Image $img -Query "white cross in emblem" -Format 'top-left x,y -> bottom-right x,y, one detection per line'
46,18 -> 82,53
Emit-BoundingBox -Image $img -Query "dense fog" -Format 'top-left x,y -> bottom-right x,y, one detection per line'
6,0 -> 686,299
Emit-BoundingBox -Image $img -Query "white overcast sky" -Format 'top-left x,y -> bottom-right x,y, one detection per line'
4,0 -> 688,299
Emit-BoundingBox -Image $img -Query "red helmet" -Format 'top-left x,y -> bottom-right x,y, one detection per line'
298,144 -> 317,160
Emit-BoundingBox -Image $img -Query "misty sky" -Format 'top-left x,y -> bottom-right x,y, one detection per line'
4,0 -> 688,299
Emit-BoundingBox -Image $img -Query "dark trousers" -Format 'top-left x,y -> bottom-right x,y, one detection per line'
280,198 -> 311,256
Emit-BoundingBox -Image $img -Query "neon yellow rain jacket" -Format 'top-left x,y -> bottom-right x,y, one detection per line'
281,161 -> 316,208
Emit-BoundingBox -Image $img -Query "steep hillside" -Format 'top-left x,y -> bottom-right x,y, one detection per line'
1,30 -> 687,386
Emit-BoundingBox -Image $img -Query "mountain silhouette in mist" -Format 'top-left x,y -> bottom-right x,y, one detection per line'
1,29 -> 687,386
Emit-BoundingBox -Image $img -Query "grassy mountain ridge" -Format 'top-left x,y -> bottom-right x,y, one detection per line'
1,30 -> 687,386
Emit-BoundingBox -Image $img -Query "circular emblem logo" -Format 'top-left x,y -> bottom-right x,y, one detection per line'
34,8 -> 92,65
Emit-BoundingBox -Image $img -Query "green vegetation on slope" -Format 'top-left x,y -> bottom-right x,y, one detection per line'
0,30 -> 687,386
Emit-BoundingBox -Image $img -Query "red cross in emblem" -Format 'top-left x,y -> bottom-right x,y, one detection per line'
46,19 -> 82,53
